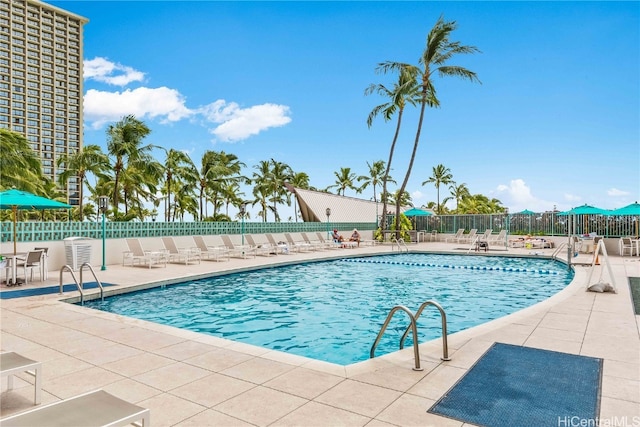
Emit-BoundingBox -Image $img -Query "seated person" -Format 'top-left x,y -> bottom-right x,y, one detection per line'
332,229 -> 344,242
349,229 -> 361,246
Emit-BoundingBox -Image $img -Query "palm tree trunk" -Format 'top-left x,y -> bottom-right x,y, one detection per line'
382,108 -> 404,231
395,99 -> 427,237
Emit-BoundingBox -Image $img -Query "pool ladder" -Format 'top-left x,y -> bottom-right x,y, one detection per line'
58,263 -> 104,305
391,237 -> 409,252
370,300 -> 450,371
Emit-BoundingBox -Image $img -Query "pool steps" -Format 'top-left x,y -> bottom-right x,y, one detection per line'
340,258 -> 559,275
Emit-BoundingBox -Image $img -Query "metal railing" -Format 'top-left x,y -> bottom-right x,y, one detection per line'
58,263 -> 103,305
370,300 -> 450,370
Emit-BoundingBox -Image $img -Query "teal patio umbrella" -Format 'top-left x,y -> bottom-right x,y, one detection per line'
609,202 -> 640,237
557,204 -> 609,242
517,209 -> 535,233
402,208 -> 433,230
0,189 -> 71,254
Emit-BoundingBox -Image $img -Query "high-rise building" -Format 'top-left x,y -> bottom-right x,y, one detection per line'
0,0 -> 87,206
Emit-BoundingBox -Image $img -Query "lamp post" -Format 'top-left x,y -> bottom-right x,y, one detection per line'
326,208 -> 331,238
505,207 -> 510,249
151,210 -> 157,222
98,196 -> 109,271
240,202 -> 248,246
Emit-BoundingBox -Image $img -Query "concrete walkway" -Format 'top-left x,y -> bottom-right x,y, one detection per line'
1,242 -> 638,426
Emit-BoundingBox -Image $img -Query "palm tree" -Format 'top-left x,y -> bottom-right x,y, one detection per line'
57,144 -> 110,220
0,129 -> 44,193
448,182 -> 470,213
357,160 -> 391,204
106,115 -> 153,216
422,164 -> 455,214
289,171 -> 310,222
379,16 -> 480,235
268,159 -> 293,222
365,68 -> 420,229
198,151 -> 246,220
161,148 -> 197,221
328,167 -> 357,196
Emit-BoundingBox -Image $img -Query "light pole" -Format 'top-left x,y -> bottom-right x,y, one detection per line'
151,210 -> 157,222
240,202 -> 248,246
98,196 -> 109,271
326,207 -> 331,238
505,207 -> 510,249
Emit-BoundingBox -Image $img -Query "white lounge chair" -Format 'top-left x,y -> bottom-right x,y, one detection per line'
457,229 -> 477,244
0,389 -> 150,427
300,232 -> 325,251
1,351 -> 41,405
445,229 -> 464,243
192,236 -> 229,261
487,229 -> 507,247
221,235 -> 256,258
265,234 -> 291,254
162,237 -> 201,265
245,235 -> 277,256
124,239 -> 167,268
315,232 -> 341,249
284,233 -> 313,252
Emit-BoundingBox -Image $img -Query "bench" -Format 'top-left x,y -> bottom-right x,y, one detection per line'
0,389 -> 150,427
1,352 -> 41,405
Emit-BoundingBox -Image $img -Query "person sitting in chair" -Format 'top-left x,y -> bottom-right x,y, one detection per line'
349,229 -> 361,247
332,229 -> 344,243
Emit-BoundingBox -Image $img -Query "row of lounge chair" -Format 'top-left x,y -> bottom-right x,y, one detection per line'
445,229 -> 507,246
123,232 -> 369,268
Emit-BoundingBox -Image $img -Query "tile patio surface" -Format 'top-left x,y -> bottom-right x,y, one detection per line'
1,241 -> 639,426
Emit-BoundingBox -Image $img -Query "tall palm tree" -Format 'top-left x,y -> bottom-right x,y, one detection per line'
328,167 -> 357,196
161,148 -> 197,221
448,182 -> 470,213
268,159 -> 293,222
422,164 -> 455,214
198,151 -> 246,220
365,68 -> 420,229
379,16 -> 480,235
357,160 -> 391,204
106,115 -> 153,215
57,144 -> 110,219
0,129 -> 44,193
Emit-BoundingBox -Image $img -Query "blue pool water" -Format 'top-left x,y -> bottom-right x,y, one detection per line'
82,253 -> 573,365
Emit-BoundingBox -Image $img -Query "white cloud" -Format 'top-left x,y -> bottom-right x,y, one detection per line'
564,193 -> 581,203
200,101 -> 292,142
495,179 -> 558,212
411,190 -> 424,201
84,87 -> 193,129
83,59 -> 292,141
84,57 -> 145,86
607,188 -> 629,197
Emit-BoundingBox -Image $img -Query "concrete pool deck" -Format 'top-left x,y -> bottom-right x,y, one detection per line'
1,242 -> 639,426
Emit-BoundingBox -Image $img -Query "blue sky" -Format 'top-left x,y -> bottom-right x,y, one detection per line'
51,1 -> 639,220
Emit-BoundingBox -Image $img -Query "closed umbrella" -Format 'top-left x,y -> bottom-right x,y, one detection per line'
0,189 -> 71,254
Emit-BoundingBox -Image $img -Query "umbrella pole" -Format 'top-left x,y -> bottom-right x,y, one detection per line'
12,206 -> 17,255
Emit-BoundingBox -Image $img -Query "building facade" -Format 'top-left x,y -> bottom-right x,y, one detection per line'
0,0 -> 87,205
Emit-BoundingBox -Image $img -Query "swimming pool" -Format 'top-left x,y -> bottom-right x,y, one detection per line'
82,253 -> 573,365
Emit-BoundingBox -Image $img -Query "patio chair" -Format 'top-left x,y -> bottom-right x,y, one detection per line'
1,351 -> 42,405
221,235 -> 256,258
487,230 -> 507,247
445,229 -> 464,243
192,236 -> 229,261
0,389 -> 150,427
619,237 -> 635,256
162,237 -> 201,265
124,238 -> 167,268
265,234 -> 291,254
315,232 -> 341,249
285,233 -> 313,252
300,232 -> 325,251
457,229 -> 477,244
245,234 -> 277,256
14,250 -> 44,283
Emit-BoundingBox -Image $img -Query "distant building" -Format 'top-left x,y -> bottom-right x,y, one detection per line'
0,0 -> 88,206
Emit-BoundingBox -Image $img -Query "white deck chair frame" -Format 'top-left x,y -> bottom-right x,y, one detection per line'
0,389 -> 150,427
265,234 -> 291,254
245,235 -> 276,256
1,351 -> 41,405
192,236 -> 229,261
161,237 -> 201,265
221,235 -> 256,258
124,239 -> 167,268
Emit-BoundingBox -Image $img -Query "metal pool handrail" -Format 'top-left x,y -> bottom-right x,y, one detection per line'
370,305 -> 423,371
399,300 -> 450,361
59,263 -> 104,305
